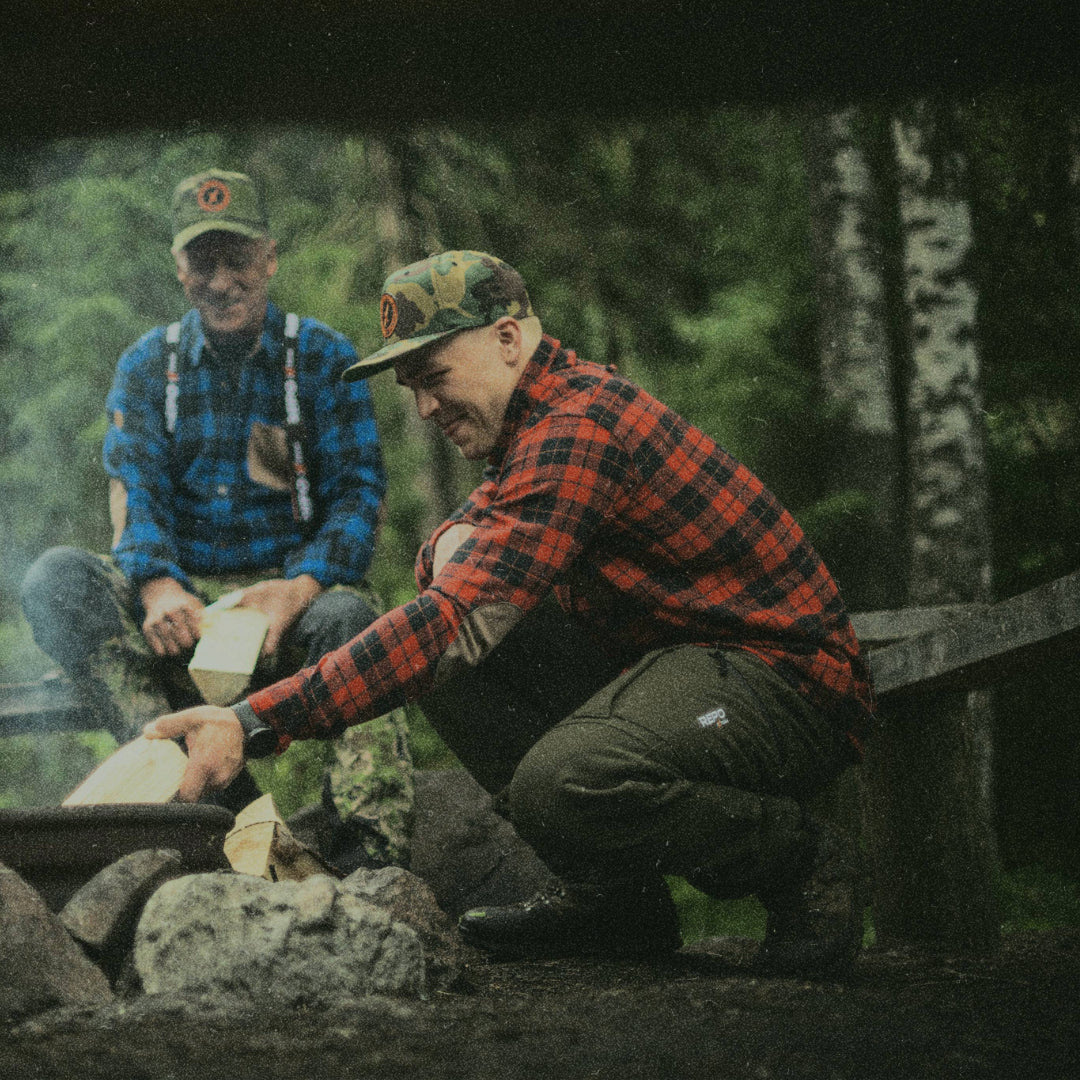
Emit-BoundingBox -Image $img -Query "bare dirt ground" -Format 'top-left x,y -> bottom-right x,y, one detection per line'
5,930 -> 1079,1080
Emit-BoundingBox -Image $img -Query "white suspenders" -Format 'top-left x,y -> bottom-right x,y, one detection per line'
163,314 -> 313,528
281,312 -> 314,527
164,320 -> 181,435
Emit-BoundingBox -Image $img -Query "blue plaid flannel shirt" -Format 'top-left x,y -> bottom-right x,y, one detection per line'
104,301 -> 386,592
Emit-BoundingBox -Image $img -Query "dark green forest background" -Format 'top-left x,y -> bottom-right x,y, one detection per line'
1,89 -> 1078,926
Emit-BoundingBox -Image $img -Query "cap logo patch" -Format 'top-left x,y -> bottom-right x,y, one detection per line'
380,293 -> 399,339
196,179 -> 231,213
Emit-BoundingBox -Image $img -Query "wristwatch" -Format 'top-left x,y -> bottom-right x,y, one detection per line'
232,700 -> 278,760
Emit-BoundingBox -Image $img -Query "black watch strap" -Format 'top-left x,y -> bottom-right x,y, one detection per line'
232,700 -> 278,760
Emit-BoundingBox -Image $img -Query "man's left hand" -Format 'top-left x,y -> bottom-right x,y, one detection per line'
144,706 -> 244,802
235,575 -> 323,657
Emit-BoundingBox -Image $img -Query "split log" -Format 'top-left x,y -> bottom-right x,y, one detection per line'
62,736 -> 187,806
188,606 -> 269,706
224,793 -> 340,882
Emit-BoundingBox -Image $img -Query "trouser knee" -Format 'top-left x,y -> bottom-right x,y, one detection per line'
291,588 -> 378,664
20,546 -> 124,668
507,722 -> 659,870
507,712 -> 811,895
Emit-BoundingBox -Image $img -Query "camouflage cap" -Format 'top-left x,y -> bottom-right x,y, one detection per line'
342,250 -> 534,380
170,169 -> 269,253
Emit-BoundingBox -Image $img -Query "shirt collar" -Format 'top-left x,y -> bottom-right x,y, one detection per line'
488,334 -> 570,465
186,300 -> 280,368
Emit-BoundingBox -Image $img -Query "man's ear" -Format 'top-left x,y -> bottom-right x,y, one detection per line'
494,316 -> 522,363
265,238 -> 278,279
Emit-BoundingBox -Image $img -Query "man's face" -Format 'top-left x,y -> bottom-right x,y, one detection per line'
395,321 -> 523,461
174,231 -> 277,340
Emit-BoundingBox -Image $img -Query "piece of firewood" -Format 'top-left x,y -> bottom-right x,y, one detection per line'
188,607 -> 269,706
224,793 -> 341,882
62,736 -> 188,806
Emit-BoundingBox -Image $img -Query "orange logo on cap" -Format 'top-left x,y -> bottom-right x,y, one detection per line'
380,294 -> 399,339
196,179 -> 231,213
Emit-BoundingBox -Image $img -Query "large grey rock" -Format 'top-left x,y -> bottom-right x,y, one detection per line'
409,768 -> 556,918
0,862 -> 113,1022
343,865 -> 471,988
132,871 -> 425,1004
60,848 -> 187,981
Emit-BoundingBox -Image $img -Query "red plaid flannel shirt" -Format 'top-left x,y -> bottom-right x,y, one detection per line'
246,336 -> 874,746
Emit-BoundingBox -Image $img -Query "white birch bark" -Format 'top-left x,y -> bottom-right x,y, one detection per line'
809,108 -> 898,437
803,107 -> 902,607
893,101 -> 992,607
864,100 -> 1000,950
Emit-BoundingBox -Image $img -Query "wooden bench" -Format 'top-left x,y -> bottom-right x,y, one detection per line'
852,569 -> 1080,948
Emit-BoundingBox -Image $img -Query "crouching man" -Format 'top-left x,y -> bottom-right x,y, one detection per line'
146,250 -> 873,976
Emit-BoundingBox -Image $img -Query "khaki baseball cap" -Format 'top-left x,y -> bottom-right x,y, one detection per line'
343,250 -> 534,380
170,169 -> 269,253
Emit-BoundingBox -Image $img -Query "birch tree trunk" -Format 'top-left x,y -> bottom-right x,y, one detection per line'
803,107 -> 903,609
894,105 -> 993,607
861,99 -> 1000,950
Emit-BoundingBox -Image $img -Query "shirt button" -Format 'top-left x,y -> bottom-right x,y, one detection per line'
217,484 -> 229,496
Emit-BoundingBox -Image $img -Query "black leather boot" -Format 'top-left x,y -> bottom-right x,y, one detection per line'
754,814 -> 867,978
458,877 -> 683,960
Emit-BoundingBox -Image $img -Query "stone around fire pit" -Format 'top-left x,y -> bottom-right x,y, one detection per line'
60,848 -> 188,983
0,862 -> 113,1023
133,871 -> 426,1004
342,865 -> 474,990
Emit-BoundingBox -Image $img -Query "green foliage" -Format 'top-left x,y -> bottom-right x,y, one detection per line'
670,866 -> 1080,944
246,738 -> 334,821
0,731 -> 117,809
667,876 -> 768,943
961,87 -> 1080,596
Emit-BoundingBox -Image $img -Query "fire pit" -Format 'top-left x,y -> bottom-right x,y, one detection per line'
0,803 -> 234,910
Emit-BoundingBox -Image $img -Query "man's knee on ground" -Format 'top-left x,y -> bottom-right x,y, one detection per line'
21,546 -> 90,608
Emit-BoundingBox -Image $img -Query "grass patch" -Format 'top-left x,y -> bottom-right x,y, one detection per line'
667,877 -> 767,942
998,865 -> 1080,932
668,866 -> 1080,946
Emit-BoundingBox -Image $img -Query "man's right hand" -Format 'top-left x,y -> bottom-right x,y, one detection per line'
139,577 -> 204,657
144,706 -> 245,802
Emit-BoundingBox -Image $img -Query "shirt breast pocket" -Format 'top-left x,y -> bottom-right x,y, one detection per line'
247,421 -> 293,491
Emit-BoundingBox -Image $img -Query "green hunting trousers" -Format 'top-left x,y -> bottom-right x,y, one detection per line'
20,547 -> 412,866
421,603 -> 857,899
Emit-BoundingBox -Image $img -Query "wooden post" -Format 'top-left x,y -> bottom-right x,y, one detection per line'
861,690 -> 1000,948
857,571 -> 1080,948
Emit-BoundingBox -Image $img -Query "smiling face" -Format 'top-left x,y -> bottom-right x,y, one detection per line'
174,230 -> 277,344
395,318 -> 528,461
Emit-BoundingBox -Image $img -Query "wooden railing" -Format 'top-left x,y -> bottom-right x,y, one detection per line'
0,674 -> 94,736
